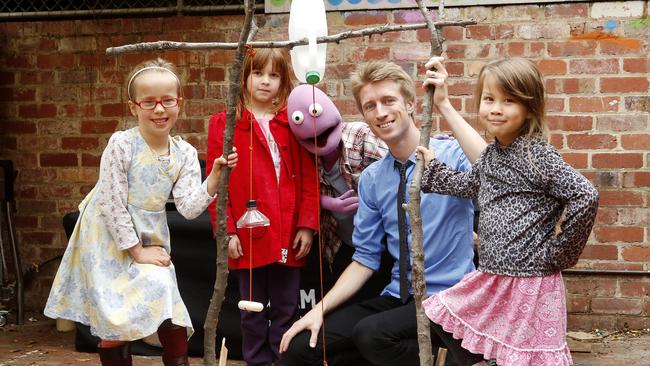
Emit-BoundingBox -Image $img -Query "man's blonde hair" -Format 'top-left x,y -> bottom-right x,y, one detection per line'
350,61 -> 416,116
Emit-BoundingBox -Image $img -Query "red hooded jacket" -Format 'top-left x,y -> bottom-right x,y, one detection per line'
206,108 -> 319,269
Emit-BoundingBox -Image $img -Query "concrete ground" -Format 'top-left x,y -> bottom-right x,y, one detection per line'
1,313 -> 650,365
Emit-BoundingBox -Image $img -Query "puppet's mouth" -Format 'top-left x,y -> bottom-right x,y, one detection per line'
304,125 -> 336,148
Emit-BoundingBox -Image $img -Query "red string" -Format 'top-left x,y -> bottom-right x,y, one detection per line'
245,45 -> 255,303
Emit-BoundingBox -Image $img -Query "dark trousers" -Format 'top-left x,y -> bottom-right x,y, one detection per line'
282,295 -> 464,366
237,264 -> 301,366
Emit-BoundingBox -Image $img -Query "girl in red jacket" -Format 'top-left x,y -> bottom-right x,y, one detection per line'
206,48 -> 319,366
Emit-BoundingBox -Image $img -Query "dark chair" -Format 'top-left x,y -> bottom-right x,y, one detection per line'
0,160 -> 24,326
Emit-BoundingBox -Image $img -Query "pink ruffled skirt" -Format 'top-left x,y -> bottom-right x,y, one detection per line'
423,271 -> 572,366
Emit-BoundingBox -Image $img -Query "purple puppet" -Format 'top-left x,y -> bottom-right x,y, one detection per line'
287,84 -> 388,278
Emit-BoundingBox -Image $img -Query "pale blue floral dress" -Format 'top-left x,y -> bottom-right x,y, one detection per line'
44,127 -> 215,341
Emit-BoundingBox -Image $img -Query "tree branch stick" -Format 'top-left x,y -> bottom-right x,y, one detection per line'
203,0 -> 256,365
406,1 -> 445,365
105,20 -> 475,55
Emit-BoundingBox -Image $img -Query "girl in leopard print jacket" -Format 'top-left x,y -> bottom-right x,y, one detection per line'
417,57 -> 599,366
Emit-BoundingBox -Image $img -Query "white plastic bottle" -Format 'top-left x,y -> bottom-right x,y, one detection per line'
288,0 -> 328,85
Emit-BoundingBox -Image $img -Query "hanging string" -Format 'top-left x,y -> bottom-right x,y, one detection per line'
245,44 -> 255,304
310,84 -> 328,366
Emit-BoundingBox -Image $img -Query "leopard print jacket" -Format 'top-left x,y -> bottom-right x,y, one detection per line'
421,136 -> 599,277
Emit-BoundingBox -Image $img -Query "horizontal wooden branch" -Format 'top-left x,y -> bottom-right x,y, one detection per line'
105,19 -> 477,55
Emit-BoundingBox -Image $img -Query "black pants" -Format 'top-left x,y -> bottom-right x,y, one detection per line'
282,295 -> 475,366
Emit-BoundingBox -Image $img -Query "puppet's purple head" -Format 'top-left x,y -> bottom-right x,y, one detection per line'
287,84 -> 342,156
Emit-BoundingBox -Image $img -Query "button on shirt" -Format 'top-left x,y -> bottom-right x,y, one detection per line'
352,138 -> 476,298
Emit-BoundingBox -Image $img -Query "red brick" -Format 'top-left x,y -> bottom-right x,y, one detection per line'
364,47 -> 390,61
18,104 -> 57,118
566,294 -> 590,313
591,297 -> 643,315
622,172 -> 650,187
447,80 -> 475,96
529,42 -> 545,57
81,153 -> 102,167
569,97 -> 619,112
545,97 -> 565,112
549,133 -> 563,149
467,25 -> 492,40
61,137 -> 100,150
593,153 -> 643,169
570,59 -> 619,74
617,282 -> 649,299
546,78 -> 584,94
343,11 -> 388,26
547,115 -> 593,131
40,153 -> 78,167
17,200 -> 57,215
62,104 -> 96,118
621,134 -> 650,150
36,54 -> 75,69
445,44 -> 466,59
601,39 -> 644,55
2,121 -> 37,134
13,215 -> 38,229
101,103 -> 128,117
579,245 -> 618,260
547,41 -> 595,57
594,226 -> 644,243
623,58 -> 649,73
560,152 -> 588,169
591,262 -> 644,271
598,190 -> 643,206
0,136 -> 17,150
622,247 -> 650,262
565,278 -> 616,296
444,62 -> 464,77
544,3 -> 589,18
536,59 -> 567,75
441,26 -> 463,41
566,134 -> 617,149
618,208 -> 650,226
205,67 -> 225,82
80,120 -> 119,134
601,77 -> 650,93
507,42 -> 525,57
596,114 -> 648,131
495,25 -> 514,40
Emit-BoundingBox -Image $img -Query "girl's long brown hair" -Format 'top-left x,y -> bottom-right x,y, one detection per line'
238,48 -> 295,119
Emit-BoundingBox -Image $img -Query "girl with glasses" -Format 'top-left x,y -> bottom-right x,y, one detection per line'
45,58 -> 237,366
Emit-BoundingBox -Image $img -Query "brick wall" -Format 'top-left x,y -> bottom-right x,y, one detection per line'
0,1 -> 648,329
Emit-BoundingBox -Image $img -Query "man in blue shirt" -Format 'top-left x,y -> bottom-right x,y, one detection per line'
280,58 -> 487,366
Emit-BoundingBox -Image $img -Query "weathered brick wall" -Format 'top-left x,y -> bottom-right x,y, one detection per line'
0,1 -> 648,329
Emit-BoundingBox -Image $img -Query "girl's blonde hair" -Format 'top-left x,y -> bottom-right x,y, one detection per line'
473,58 -> 548,140
126,58 -> 182,100
239,48 -> 294,117
350,60 -> 416,119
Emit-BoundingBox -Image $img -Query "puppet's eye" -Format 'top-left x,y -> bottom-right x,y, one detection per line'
291,111 -> 304,124
309,103 -> 323,117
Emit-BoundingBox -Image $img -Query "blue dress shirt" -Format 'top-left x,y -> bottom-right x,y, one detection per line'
352,138 -> 476,298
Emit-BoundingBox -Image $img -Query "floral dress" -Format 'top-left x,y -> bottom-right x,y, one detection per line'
44,127 -> 215,341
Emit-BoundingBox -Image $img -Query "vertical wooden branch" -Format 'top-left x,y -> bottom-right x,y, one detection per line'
203,0 -> 256,364
406,1 -> 444,365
